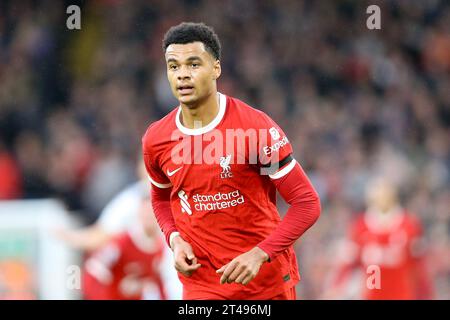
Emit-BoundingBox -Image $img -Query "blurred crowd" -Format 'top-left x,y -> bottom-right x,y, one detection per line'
0,0 -> 449,299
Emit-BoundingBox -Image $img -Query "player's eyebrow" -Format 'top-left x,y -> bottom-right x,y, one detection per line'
166,56 -> 203,64
185,56 -> 202,62
166,58 -> 179,64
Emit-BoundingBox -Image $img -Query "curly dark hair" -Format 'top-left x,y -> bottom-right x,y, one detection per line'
162,22 -> 221,60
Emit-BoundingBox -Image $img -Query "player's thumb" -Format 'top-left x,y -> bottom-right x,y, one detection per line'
185,248 -> 195,261
216,264 -> 227,274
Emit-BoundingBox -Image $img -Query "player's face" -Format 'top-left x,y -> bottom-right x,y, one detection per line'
165,42 -> 221,107
366,180 -> 398,213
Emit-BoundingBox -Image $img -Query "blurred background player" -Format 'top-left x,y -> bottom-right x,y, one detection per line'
57,159 -> 182,299
324,177 -> 434,300
56,159 -> 151,252
82,196 -> 173,300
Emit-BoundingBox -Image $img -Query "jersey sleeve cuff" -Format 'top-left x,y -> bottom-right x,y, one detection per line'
256,244 -> 274,262
147,175 -> 173,189
169,231 -> 180,249
269,159 -> 297,179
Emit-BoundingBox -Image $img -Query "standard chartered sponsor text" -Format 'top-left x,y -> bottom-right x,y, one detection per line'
192,190 -> 245,211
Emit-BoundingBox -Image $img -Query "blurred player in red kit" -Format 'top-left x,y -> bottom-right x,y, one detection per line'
57,158 -> 182,299
83,196 -> 172,300
326,178 -> 434,300
142,22 -> 321,300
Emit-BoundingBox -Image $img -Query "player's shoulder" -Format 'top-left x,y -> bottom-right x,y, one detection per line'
226,95 -> 274,127
401,211 -> 423,234
114,231 -> 134,249
349,213 -> 367,236
142,108 -> 178,151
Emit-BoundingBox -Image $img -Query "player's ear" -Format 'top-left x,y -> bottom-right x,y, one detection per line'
212,60 -> 221,80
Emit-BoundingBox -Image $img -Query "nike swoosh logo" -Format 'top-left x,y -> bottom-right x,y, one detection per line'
167,167 -> 183,177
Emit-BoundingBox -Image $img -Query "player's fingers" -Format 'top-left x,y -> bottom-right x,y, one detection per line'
216,263 -> 228,274
220,261 -> 238,284
227,264 -> 246,283
234,269 -> 250,284
178,258 -> 201,271
175,260 -> 201,276
185,247 -> 196,261
185,263 -> 202,271
177,268 -> 192,277
189,256 -> 198,265
242,273 -> 255,285
174,262 -> 190,276
175,255 -> 194,271
174,261 -> 184,273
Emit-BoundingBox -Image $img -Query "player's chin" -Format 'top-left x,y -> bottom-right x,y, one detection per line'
178,94 -> 198,107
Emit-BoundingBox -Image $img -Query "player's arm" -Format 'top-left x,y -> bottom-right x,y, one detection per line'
85,239 -> 122,286
151,186 -> 201,277
409,219 -> 434,299
54,223 -> 112,252
142,133 -> 201,277
217,157 -> 321,285
217,112 -> 320,285
322,238 -> 361,299
258,115 -> 321,262
257,158 -> 321,260
412,253 -> 434,300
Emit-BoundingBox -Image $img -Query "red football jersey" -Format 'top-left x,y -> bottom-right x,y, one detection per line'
334,209 -> 433,300
83,228 -> 167,300
142,93 -> 300,299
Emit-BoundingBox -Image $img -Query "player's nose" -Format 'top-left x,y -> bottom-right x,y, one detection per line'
177,65 -> 191,80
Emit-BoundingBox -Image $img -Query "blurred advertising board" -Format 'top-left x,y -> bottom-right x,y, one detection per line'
0,199 -> 81,299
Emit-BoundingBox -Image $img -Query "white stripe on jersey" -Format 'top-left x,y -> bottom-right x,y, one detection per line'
147,175 -> 172,189
269,159 -> 297,179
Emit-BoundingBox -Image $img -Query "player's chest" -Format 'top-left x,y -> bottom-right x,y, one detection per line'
159,137 -> 259,190
358,229 -> 413,267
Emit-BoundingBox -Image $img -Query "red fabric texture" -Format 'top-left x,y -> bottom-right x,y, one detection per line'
151,186 -> 177,247
257,162 -> 321,260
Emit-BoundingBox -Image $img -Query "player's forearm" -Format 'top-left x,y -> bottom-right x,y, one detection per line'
56,225 -> 111,251
151,187 -> 178,247
257,197 -> 320,260
257,162 -> 321,260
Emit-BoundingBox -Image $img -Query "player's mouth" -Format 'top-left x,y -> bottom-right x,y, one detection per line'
177,85 -> 194,95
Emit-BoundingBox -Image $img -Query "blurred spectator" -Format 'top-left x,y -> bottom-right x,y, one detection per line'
0,0 -> 449,298
323,177 -> 434,300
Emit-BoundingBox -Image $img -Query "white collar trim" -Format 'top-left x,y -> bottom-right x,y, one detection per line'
175,92 -> 226,136
364,205 -> 404,233
128,224 -> 158,254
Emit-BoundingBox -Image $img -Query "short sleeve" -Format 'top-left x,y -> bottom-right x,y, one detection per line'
143,153 -> 172,189
142,131 -> 172,189
256,112 -> 295,179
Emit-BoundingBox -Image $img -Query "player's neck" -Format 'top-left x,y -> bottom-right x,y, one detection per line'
179,92 -> 219,129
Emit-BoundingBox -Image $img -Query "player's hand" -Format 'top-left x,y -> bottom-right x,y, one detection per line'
172,235 -> 201,277
216,247 -> 269,285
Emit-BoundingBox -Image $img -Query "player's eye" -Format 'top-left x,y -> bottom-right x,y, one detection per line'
191,63 -> 200,68
169,65 -> 178,71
